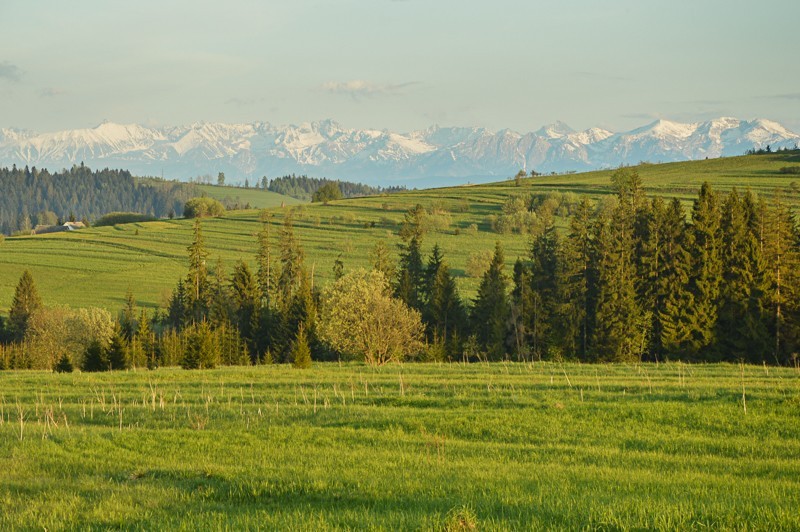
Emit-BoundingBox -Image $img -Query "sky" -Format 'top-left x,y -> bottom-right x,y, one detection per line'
1,0 -> 799,134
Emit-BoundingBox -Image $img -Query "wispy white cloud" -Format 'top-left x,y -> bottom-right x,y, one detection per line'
40,87 -> 67,98
321,80 -> 419,100
0,61 -> 23,82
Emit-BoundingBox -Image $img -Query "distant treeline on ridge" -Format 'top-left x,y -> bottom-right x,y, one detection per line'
0,163 -> 199,235
267,174 -> 405,201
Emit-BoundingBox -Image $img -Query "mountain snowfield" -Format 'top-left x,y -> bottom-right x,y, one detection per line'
1,117 -> 798,186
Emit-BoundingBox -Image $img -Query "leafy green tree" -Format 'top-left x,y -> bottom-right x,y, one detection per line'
311,181 -> 343,203
318,269 -> 424,365
333,254 -> 345,280
183,197 -> 226,218
217,172 -> 225,186
471,242 -> 510,359
9,270 -> 43,341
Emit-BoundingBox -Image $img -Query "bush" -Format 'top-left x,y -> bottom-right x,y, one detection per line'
93,212 -> 157,227
779,166 -> 800,175
183,197 -> 226,218
466,250 -> 493,278
53,352 -> 74,373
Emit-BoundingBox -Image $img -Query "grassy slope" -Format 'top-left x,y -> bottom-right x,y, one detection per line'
1,362 -> 798,529
1,152 -> 799,313
196,184 -> 303,209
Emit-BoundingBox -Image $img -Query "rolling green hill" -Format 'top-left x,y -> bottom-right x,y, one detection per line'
1,152 -> 799,314
196,184 -> 302,209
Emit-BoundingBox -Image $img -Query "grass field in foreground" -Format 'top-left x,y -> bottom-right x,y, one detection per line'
1,362 -> 799,529
2,152 -> 800,313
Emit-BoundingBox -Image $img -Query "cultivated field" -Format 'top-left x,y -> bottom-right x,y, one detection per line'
1,362 -> 798,529
1,152 -> 799,313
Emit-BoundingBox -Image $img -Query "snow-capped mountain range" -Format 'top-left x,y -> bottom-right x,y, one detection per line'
1,117 -> 798,187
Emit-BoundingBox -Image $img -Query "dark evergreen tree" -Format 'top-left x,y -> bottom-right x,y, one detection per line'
528,211 -> 559,359
591,191 -> 643,362
395,235 -> 425,311
424,247 -> 466,356
291,324 -> 312,368
557,198 -> 593,359
717,189 -> 770,362
167,279 -> 187,330
185,218 -> 210,324
8,270 -> 43,341
231,260 -> 260,361
689,182 -> 723,356
53,352 -> 74,373
471,242 -> 510,359
256,210 -> 274,306
119,289 -> 138,340
107,326 -> 129,370
82,340 -> 108,372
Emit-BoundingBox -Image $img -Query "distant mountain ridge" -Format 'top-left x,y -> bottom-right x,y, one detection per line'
1,117 -> 798,187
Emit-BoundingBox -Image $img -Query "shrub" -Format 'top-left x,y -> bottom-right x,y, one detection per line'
466,250 -> 493,278
779,166 -> 800,175
93,212 -> 157,227
183,197 -> 226,218
53,352 -> 74,373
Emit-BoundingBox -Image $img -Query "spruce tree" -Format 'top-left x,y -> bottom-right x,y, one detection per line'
231,260 -> 260,359
591,195 -> 643,362
689,182 -> 723,356
119,289 -> 137,340
167,279 -> 187,330
291,324 -> 312,369
82,340 -> 108,372
277,213 -> 305,306
209,256 -> 232,327
395,235 -> 425,311
425,249 -> 466,355
471,242 -> 510,359
9,270 -> 42,341
510,258 -> 533,361
370,240 -> 396,282
529,211 -> 559,359
186,218 -> 210,324
256,210 -> 274,306
763,196 -> 800,364
717,189 -> 770,362
557,198 -> 593,359
53,352 -> 74,373
107,326 -> 129,370
656,199 -> 696,358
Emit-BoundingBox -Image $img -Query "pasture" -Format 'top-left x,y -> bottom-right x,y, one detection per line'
1,362 -> 798,529
1,152 -> 799,313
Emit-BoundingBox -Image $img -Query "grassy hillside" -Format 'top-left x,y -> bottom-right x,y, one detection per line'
1,362 -> 798,529
196,184 -> 302,209
1,152 -> 799,314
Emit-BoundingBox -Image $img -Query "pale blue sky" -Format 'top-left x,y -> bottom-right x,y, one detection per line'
1,0 -> 798,133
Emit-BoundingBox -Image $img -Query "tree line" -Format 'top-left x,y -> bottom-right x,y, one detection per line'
268,174 -> 405,201
0,163 -> 199,235
2,169 -> 800,370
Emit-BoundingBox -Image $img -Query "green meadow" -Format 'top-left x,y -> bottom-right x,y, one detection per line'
2,152 -> 800,314
1,362 -> 798,529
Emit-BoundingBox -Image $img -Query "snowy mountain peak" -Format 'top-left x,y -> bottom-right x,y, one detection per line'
1,117 -> 798,186
535,121 -> 576,139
